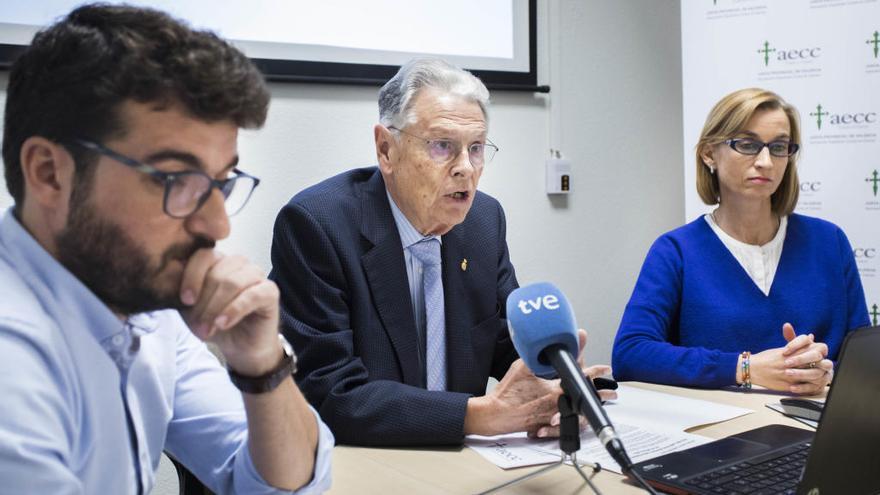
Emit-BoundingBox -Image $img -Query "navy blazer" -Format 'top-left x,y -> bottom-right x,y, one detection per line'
269,167 -> 519,446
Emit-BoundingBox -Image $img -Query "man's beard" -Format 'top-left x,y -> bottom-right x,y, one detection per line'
55,182 -> 214,315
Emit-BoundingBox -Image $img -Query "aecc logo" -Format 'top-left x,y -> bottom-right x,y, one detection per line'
757,41 -> 821,66
810,103 -> 877,130
853,248 -> 877,259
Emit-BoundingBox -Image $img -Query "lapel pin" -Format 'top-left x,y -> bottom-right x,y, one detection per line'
461,258 -> 468,271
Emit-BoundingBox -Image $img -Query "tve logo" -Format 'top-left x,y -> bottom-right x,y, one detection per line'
757,40 -> 821,66
810,103 -> 877,130
516,294 -> 560,314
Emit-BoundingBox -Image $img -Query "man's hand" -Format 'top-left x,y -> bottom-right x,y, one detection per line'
464,359 -> 561,437
177,248 -> 318,491
463,329 -> 616,438
749,323 -> 833,395
178,249 -> 282,375
535,329 -> 616,438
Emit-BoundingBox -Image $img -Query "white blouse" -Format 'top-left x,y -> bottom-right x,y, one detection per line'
704,214 -> 788,296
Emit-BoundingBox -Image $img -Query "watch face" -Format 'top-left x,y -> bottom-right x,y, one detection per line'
278,333 -> 294,357
278,333 -> 297,375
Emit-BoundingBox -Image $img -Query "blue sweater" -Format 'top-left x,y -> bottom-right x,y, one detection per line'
612,214 -> 869,388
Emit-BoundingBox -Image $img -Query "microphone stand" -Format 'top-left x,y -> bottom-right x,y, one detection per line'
477,390 -> 604,495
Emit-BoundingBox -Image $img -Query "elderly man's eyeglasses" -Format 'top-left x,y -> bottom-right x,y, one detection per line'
725,138 -> 799,158
389,126 -> 499,168
66,139 -> 260,219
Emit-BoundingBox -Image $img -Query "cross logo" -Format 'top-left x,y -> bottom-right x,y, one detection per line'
868,31 -> 880,59
757,41 -> 776,66
810,104 -> 829,130
867,170 -> 880,197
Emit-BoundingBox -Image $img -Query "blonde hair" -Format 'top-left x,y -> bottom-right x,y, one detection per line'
695,88 -> 801,216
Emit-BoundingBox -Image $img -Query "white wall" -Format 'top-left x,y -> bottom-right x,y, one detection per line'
0,0 -> 683,369
500,0 -> 685,365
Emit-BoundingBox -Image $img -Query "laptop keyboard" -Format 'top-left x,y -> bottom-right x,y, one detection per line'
682,441 -> 811,495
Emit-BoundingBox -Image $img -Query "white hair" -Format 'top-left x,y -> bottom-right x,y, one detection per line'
378,57 -> 490,129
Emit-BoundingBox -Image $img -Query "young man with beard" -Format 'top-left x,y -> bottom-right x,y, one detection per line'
0,5 -> 332,494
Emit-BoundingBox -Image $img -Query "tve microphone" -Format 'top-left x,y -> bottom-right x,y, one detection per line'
506,282 -> 634,473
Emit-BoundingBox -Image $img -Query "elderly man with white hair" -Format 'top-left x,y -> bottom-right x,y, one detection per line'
269,58 -> 613,446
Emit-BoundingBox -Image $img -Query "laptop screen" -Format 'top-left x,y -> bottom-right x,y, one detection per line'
798,325 -> 880,494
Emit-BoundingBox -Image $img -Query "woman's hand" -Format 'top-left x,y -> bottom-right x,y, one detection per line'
749,323 -> 833,395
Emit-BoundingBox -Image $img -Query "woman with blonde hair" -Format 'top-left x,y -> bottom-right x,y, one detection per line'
612,88 -> 868,394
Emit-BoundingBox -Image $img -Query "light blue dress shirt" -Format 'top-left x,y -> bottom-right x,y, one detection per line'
386,192 -> 442,386
0,210 -> 333,494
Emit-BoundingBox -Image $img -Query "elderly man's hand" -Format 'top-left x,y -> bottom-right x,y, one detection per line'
531,329 -> 616,438
463,359 -> 561,437
464,329 -> 616,438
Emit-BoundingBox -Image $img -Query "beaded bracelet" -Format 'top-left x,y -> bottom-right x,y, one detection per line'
740,351 -> 752,389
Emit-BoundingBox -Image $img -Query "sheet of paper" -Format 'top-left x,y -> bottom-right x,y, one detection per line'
603,385 -> 752,432
466,384 -> 753,473
465,433 -> 560,469
467,423 -> 712,474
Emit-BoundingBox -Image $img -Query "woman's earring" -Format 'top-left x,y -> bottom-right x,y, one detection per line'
707,165 -> 716,175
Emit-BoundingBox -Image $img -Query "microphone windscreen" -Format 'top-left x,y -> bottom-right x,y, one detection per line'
506,282 -> 578,379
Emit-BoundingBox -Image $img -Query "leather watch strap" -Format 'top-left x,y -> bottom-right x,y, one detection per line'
228,334 -> 297,394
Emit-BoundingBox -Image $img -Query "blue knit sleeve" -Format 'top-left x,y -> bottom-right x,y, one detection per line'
836,227 -> 870,332
612,234 -> 739,388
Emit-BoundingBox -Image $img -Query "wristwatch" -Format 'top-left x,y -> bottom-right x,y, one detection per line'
228,334 -> 297,394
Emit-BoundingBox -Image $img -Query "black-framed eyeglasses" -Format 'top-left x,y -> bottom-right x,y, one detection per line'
389,126 -> 499,168
66,139 -> 260,219
725,138 -> 799,158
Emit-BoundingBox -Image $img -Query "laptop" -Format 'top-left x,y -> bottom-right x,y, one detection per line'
631,326 -> 880,495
